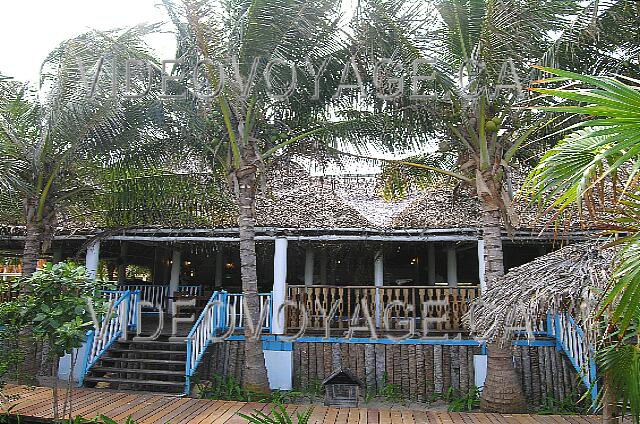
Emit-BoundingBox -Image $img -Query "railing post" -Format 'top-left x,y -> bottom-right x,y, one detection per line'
546,312 -> 554,338
589,353 -> 598,406
185,337 -> 192,395
79,330 -> 95,387
554,314 -> 562,351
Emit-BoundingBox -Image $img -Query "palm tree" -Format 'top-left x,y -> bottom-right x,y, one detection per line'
0,25 -> 167,278
348,0 -> 635,412
344,0 -> 637,412
524,67 -> 640,422
161,0 -> 378,392
0,25 -> 178,382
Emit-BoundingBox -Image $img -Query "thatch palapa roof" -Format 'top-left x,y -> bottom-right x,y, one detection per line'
467,241 -> 617,343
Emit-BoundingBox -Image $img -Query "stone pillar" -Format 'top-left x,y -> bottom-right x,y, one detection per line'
304,247 -> 315,286
447,246 -> 458,287
272,237 -> 288,335
85,240 -> 100,280
374,250 -> 384,327
478,239 -> 486,293
427,243 -> 436,284
169,249 -> 182,312
117,242 -> 128,284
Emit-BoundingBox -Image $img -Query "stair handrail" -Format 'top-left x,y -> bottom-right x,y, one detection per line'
183,291 -> 274,394
185,290 -> 225,394
79,290 -> 131,385
103,289 -> 139,328
547,312 -> 598,404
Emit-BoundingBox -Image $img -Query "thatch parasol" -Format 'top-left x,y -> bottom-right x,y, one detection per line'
466,241 -> 617,343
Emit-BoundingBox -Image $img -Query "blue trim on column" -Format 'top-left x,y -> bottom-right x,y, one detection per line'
217,334 -> 555,349
223,334 -> 486,347
512,339 -> 556,347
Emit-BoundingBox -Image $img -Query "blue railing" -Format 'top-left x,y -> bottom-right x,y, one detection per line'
546,313 -> 598,404
184,291 -> 273,394
185,291 -> 225,394
79,290 -> 136,385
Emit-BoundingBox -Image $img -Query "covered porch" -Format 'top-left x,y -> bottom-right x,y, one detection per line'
70,227 -> 559,338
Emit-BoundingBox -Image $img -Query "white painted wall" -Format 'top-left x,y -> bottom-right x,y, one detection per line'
474,354 -> 488,390
58,344 -> 87,383
264,350 -> 293,390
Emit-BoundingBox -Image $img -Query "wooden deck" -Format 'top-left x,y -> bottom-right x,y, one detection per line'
1,385 -> 600,424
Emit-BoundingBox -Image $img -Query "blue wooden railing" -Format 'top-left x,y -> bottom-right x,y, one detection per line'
79,290 -> 139,385
184,291 -> 273,394
546,313 -> 598,404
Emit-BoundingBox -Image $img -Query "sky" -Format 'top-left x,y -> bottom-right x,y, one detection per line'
0,1 -> 176,84
0,0 -> 420,174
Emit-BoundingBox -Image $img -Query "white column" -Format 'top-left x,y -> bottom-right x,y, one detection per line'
427,244 -> 436,284
215,251 -> 223,287
117,242 -> 128,284
478,239 -> 486,293
169,249 -> 182,312
272,237 -> 288,335
85,240 -> 100,280
374,251 -> 384,327
446,246 -> 458,287
319,248 -> 328,284
304,248 -> 315,286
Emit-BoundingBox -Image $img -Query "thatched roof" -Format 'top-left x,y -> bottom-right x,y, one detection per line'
256,167 -> 371,228
467,241 -> 616,342
0,162 -> 603,233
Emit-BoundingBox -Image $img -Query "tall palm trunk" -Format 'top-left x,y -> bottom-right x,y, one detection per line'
236,147 -> 270,393
22,197 -> 42,278
18,196 -> 41,383
479,203 -> 526,413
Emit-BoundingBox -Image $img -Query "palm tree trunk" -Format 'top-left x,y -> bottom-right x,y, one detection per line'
22,197 -> 42,278
479,204 -> 526,413
236,152 -> 270,394
602,371 -> 619,424
18,197 -> 41,383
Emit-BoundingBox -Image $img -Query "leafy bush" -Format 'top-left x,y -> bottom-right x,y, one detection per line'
238,403 -> 313,424
197,374 -> 319,404
197,374 -> 257,402
444,387 -> 481,412
364,373 -> 404,404
0,262 -> 108,358
537,394 -> 589,415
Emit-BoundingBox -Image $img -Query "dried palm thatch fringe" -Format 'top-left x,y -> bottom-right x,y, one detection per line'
465,241 -> 617,344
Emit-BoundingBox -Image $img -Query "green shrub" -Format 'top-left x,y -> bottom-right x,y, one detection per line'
238,403 -> 313,424
445,387 -> 481,412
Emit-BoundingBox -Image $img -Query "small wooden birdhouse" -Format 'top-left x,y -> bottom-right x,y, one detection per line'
322,368 -> 364,408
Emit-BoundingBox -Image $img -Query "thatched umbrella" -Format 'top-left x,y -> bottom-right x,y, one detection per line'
466,241 -> 616,344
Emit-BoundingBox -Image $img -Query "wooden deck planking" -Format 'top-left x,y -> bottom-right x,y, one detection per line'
0,385 -> 602,424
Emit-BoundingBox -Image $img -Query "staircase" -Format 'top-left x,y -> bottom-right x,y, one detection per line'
83,336 -> 187,394
80,289 -> 273,395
